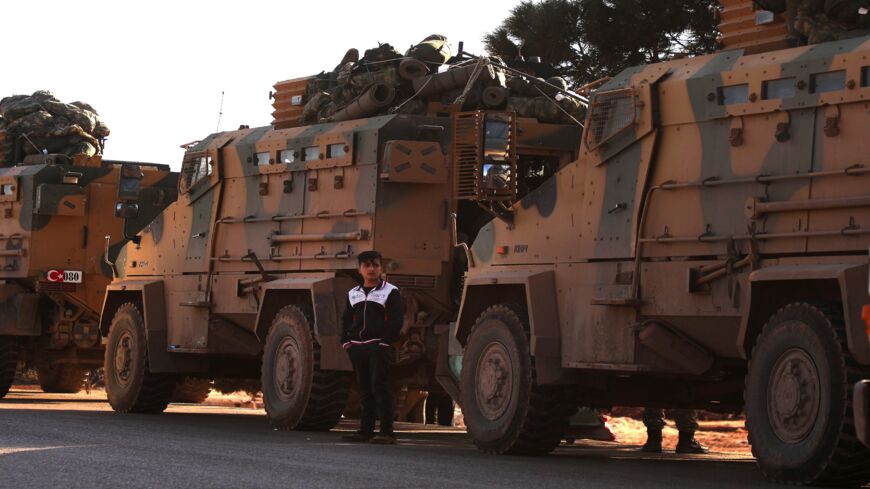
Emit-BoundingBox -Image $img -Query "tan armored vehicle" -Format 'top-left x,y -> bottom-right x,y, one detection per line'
445,31 -> 870,485
97,40 -> 583,423
0,152 -> 177,398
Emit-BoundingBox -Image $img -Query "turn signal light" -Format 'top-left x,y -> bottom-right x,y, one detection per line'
863,304 -> 870,337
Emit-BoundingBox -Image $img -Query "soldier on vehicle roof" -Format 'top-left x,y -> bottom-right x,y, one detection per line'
341,251 -> 405,445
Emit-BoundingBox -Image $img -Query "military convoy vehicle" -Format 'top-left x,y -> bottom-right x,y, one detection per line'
0,152 -> 177,398
444,32 -> 870,486
97,110 -> 580,422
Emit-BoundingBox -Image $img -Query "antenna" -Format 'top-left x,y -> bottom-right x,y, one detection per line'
215,90 -> 225,132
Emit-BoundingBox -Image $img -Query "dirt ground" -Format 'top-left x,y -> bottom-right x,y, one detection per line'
12,379 -> 752,455
605,416 -> 750,454
197,390 -> 751,455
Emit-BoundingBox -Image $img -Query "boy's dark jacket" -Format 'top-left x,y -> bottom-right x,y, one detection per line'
341,279 -> 403,348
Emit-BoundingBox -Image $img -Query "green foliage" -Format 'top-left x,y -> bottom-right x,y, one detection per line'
484,0 -> 720,86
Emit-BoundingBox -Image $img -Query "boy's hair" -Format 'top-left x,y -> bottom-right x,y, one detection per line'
357,250 -> 383,265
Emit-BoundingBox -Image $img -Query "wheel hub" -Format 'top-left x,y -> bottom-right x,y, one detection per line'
275,337 -> 300,401
767,348 -> 821,444
475,341 -> 513,421
113,331 -> 134,386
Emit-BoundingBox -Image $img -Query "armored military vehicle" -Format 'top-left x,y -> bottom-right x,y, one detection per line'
97,107 -> 580,420
95,35 -> 583,421
444,32 -> 870,485
0,152 -> 177,398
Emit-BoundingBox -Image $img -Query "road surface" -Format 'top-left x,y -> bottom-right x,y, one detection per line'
0,388 -> 800,489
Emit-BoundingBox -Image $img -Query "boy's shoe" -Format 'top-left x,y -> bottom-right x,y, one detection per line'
676,436 -> 709,454
369,434 -> 397,445
341,432 -> 373,443
640,430 -> 663,453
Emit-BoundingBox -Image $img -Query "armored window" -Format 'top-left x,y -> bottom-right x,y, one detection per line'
810,71 -> 845,94
585,88 -> 637,149
717,84 -> 748,105
302,146 -> 320,161
279,149 -> 296,164
180,153 -> 212,192
327,143 -> 347,158
255,152 -> 270,166
762,77 -> 796,100
862,66 -> 870,87
198,156 -> 212,179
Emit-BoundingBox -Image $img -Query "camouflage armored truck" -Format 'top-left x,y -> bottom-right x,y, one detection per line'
94,36 -> 582,420
444,34 -> 870,485
96,109 -> 579,423
0,152 -> 177,398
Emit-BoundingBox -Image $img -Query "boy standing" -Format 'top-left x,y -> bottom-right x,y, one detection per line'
340,251 -> 404,444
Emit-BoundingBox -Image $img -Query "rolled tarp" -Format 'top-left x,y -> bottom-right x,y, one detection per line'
398,57 -> 429,81
411,63 -> 495,98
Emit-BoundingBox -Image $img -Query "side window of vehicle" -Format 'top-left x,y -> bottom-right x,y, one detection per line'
180,152 -> 212,193
717,84 -> 749,105
810,70 -> 845,94
585,88 -> 638,149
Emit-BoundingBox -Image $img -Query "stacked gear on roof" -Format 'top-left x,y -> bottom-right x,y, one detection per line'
0,91 -> 110,166
284,34 -> 584,127
753,0 -> 870,45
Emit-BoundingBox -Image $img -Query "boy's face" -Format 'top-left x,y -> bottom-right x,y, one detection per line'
358,259 -> 382,282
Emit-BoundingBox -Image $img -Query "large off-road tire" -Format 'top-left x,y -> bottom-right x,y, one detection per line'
460,304 -> 574,455
0,336 -> 20,399
37,363 -> 88,393
172,377 -> 212,404
104,303 -> 175,414
261,305 -> 350,431
746,303 -> 870,486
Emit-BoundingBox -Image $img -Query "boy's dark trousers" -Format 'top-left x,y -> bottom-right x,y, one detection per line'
348,344 -> 394,436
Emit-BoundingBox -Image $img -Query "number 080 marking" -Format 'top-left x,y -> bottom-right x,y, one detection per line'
46,270 -> 83,283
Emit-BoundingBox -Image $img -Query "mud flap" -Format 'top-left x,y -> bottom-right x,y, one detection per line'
102,280 -> 207,374
435,322 -> 462,405
257,275 -> 354,372
857,380 -> 870,447
0,290 -> 40,336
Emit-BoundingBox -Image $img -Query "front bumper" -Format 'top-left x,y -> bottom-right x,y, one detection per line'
856,380 -> 870,448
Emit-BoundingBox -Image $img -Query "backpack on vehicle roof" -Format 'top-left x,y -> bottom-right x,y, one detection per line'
362,43 -> 403,65
405,34 -> 452,66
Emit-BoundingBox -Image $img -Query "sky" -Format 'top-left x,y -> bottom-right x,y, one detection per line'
2,0 -> 522,169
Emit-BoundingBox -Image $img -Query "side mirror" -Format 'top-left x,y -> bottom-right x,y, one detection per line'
115,163 -> 144,219
115,163 -> 144,244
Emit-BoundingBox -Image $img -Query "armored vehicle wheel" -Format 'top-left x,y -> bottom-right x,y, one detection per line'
0,336 -> 20,399
261,305 -> 350,431
172,377 -> 212,404
104,303 -> 175,414
746,303 -> 870,486
460,304 -> 573,455
37,363 -> 88,393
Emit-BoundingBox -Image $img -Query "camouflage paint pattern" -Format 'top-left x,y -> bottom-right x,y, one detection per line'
461,34 -> 870,380
109,111 -> 580,391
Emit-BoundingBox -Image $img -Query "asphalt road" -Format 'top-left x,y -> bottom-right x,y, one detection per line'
0,389 -> 801,489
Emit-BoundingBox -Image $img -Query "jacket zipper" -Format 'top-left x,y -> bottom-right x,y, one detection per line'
359,281 -> 383,342
360,286 -> 369,340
